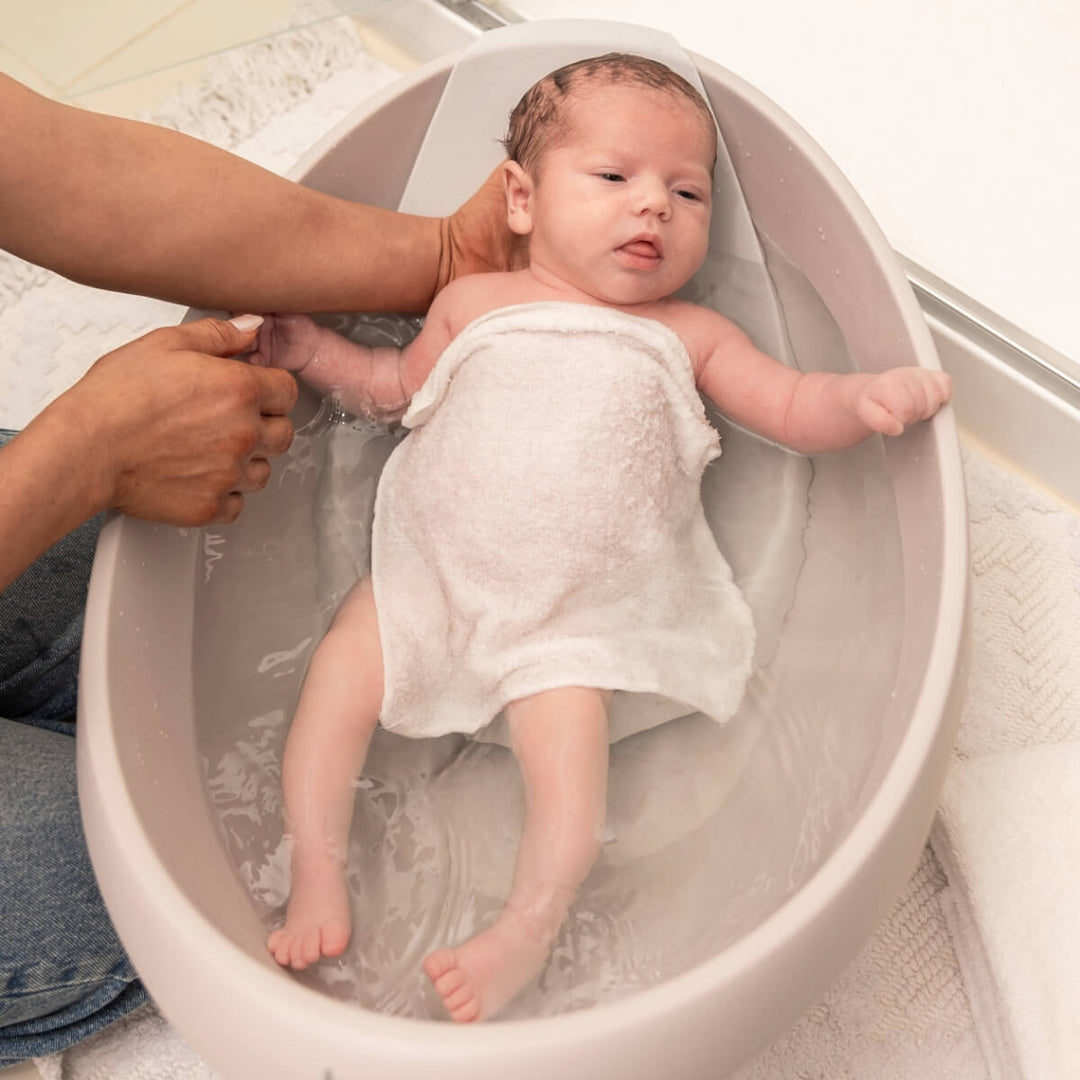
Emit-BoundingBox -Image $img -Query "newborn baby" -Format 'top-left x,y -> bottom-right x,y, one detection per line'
252,52 -> 951,1022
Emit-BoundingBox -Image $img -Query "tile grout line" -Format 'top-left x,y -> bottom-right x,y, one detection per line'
57,0 -> 199,96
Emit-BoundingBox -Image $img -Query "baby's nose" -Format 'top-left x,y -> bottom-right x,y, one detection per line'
633,178 -> 671,219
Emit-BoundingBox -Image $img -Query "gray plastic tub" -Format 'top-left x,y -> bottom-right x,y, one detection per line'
78,21 -> 968,1080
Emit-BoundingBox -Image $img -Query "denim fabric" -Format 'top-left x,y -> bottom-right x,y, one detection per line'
1,428 -> 148,1064
0,428 -> 102,732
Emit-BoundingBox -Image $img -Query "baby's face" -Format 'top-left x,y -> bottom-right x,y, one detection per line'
517,82 -> 715,305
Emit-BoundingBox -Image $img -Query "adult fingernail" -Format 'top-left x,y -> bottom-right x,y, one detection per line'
229,314 -> 264,332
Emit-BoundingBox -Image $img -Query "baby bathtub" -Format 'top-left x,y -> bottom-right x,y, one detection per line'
77,19 -> 968,1080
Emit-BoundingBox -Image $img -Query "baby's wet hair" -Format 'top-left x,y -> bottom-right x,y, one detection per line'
503,52 -> 716,173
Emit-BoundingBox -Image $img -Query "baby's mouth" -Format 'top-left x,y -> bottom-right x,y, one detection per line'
617,238 -> 662,263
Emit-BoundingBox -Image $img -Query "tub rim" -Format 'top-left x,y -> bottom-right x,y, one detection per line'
78,44 -> 969,1056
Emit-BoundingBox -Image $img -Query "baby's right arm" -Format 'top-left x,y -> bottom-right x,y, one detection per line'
250,294 -> 456,421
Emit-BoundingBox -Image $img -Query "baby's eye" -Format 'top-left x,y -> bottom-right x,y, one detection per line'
676,188 -> 702,202
598,172 -> 625,182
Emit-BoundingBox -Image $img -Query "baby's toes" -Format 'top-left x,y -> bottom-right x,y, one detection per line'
296,927 -> 325,968
432,964 -> 467,1001
320,919 -> 350,958
267,928 -> 289,966
423,948 -> 457,982
448,991 -> 482,1023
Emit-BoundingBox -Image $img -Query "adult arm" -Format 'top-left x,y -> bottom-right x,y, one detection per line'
0,318 -> 296,593
0,74 -> 521,314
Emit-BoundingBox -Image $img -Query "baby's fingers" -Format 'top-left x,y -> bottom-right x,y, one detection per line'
856,394 -> 905,436
247,313 -> 314,372
925,370 -> 953,413
859,369 -> 952,437
893,369 -> 952,422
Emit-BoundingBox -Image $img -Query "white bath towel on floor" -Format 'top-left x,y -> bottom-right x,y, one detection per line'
932,742 -> 1080,1080
372,301 -> 756,743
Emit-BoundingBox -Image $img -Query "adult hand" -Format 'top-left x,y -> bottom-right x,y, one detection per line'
437,163 -> 529,291
63,316 -> 297,525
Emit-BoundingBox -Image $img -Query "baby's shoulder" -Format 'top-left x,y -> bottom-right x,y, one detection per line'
653,296 -> 733,335
648,299 -> 740,377
432,271 -> 522,338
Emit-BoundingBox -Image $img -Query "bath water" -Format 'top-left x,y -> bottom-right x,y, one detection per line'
194,260 -> 905,1019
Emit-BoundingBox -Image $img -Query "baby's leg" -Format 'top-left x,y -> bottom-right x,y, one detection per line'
267,578 -> 384,970
424,686 -> 609,1022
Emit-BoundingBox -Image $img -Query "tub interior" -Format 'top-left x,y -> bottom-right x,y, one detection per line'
90,35 -> 951,1041
190,321 -> 903,1019
184,47 -> 910,1018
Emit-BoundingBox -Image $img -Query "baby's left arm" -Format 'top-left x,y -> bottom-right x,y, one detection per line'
689,307 -> 951,453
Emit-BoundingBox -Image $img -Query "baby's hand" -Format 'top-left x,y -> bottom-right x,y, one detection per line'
248,313 -> 320,374
248,312 -> 407,420
854,368 -> 952,437
248,313 -> 361,403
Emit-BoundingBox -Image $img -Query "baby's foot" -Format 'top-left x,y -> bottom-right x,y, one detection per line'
267,852 -> 351,970
423,911 -> 554,1022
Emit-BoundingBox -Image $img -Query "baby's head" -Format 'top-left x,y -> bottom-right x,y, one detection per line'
501,53 -> 718,305
503,53 -> 716,176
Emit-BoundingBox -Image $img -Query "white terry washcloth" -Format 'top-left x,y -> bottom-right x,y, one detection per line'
372,301 -> 756,744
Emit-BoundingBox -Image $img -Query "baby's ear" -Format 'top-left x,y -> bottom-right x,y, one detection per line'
502,160 -> 535,236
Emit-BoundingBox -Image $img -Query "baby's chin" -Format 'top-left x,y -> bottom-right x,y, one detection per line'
589,260 -> 703,308
530,259 -> 694,308
582,278 -> 688,308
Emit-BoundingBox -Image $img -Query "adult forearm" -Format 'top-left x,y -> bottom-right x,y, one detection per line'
0,75 -> 444,313
0,407 -> 107,593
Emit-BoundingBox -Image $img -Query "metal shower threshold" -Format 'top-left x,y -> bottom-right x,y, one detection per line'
906,259 -> 1080,508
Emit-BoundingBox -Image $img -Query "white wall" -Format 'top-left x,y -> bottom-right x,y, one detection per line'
509,0 -> 1079,363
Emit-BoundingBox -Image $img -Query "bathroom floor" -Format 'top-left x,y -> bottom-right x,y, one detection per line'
0,0 -> 465,119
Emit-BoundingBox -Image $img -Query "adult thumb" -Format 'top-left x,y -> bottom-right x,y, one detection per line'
174,314 -> 265,358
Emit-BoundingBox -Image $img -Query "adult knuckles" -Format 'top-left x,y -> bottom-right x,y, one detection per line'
189,496 -> 225,527
216,459 -> 245,490
248,459 -> 272,491
229,427 -> 260,459
251,364 -> 299,414
217,494 -> 244,524
214,360 -> 261,402
262,416 -> 295,455
267,365 -> 300,408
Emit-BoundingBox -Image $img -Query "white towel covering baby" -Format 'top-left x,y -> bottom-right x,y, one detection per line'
371,301 -> 755,743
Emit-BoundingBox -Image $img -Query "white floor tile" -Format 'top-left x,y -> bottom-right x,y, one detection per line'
0,0 -> 189,89
63,0 -> 305,97
0,43 -> 59,97
69,57 -> 212,120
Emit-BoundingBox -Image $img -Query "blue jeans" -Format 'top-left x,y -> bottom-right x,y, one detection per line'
0,429 -> 148,1065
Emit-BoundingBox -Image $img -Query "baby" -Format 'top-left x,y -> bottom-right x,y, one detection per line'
253,53 -> 951,1022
